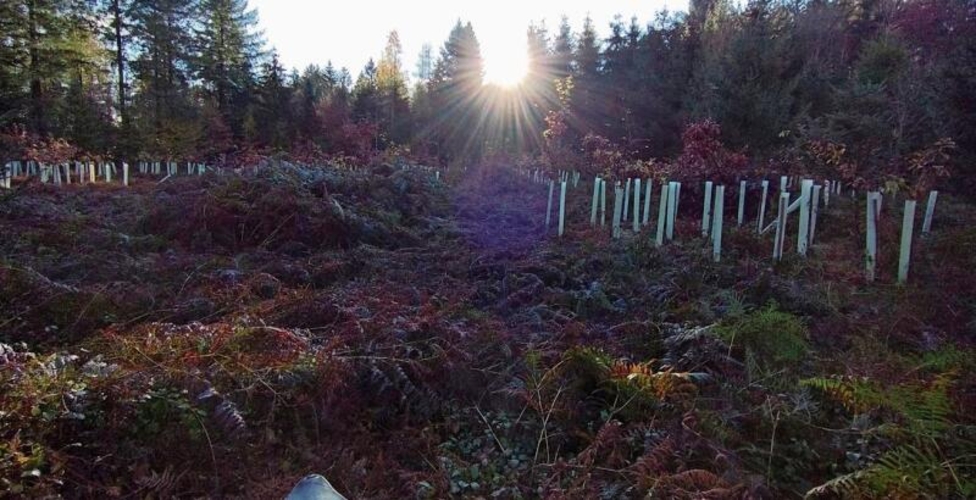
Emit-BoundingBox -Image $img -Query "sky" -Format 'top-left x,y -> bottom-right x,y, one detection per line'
249,0 -> 689,85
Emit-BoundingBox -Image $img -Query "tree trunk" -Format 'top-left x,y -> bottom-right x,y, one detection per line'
113,0 -> 126,126
27,0 -> 45,136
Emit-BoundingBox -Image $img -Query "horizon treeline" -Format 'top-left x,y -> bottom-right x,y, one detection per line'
1,0 -> 974,187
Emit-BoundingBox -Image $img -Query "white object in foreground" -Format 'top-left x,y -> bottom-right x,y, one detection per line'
702,181 -> 714,237
898,199 -> 917,284
757,180 -> 769,233
922,191 -> 938,234
712,185 -> 725,262
558,181 -> 567,237
123,163 -> 130,186
865,192 -> 880,282
656,181 -> 670,247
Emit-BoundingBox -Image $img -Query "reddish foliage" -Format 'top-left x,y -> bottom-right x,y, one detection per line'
581,133 -> 627,178
672,120 -> 749,184
0,127 -> 81,164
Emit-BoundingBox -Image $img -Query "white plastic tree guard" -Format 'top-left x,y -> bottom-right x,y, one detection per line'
780,176 -> 788,193
558,181 -> 567,237
922,191 -> 938,234
545,180 -> 554,230
702,181 -> 714,237
674,182 -> 682,216
809,185 -> 822,246
123,163 -> 130,186
623,178 -> 631,222
865,191 -> 880,282
656,181 -> 670,247
796,180 -> 814,256
600,180 -> 607,227
898,199 -> 917,284
666,181 -> 679,241
612,184 -> 624,239
633,178 -> 642,233
737,180 -> 746,226
643,179 -> 653,226
712,185 -> 725,262
758,180 -> 769,233
590,177 -> 601,226
774,192 -> 790,260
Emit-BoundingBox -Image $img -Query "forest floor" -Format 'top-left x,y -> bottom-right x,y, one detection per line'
1,161 -> 975,499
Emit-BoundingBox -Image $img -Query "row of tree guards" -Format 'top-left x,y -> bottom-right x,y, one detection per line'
0,160 -> 215,189
0,160 -> 442,191
532,170 -> 940,284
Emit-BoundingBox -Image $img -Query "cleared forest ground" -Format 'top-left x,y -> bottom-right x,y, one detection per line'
1,162 -> 975,498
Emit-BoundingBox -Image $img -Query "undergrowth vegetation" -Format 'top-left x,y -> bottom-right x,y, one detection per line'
1,163 -> 974,498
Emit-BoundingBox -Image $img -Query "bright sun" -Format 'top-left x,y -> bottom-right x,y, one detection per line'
482,36 -> 529,87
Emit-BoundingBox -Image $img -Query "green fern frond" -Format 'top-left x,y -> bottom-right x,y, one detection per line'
805,470 -> 866,498
801,374 -> 953,435
808,444 -> 957,499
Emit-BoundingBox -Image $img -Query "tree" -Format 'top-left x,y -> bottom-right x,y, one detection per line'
101,0 -> 132,137
193,0 -> 263,139
0,0 -> 105,138
376,31 -> 411,145
254,50 -> 292,150
352,59 -> 380,125
428,20 -> 485,162
553,16 -> 574,79
129,0 -> 198,156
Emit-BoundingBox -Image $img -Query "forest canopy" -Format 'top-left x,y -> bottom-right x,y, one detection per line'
1,0 -> 974,191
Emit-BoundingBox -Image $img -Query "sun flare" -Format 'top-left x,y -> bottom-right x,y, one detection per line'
482,37 -> 529,87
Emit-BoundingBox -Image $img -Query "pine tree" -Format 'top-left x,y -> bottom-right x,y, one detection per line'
428,20 -> 485,161
193,0 -> 263,140
572,16 -> 602,136
129,0 -> 198,155
352,59 -> 380,124
0,0 -> 105,137
552,17 -> 574,80
254,51 -> 292,150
